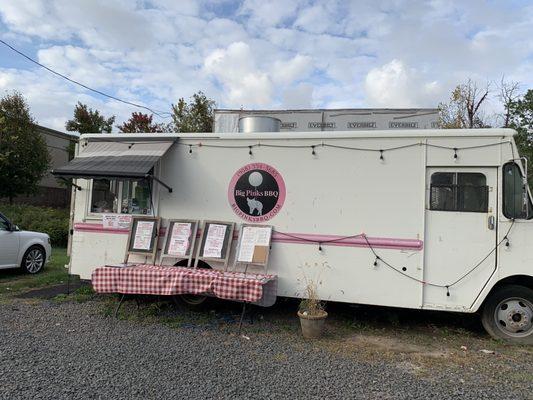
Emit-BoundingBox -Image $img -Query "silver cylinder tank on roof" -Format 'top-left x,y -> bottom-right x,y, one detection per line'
238,116 -> 281,133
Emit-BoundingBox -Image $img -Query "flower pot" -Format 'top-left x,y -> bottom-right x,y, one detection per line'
297,310 -> 328,339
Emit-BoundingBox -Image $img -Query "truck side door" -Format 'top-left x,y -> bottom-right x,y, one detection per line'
423,168 -> 498,310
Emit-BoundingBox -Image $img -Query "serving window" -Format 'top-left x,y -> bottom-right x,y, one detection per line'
89,178 -> 152,216
430,172 -> 488,213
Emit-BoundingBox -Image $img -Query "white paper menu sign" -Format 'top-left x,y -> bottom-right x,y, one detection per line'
237,226 -> 272,263
133,221 -> 155,250
102,214 -> 132,230
203,224 -> 227,258
168,222 -> 191,256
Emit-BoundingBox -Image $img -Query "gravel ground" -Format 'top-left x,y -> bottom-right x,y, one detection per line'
0,299 -> 531,400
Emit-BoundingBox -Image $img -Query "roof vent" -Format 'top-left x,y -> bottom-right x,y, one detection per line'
238,116 -> 281,133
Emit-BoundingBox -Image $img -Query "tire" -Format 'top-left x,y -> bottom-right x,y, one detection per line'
20,245 -> 46,274
481,284 -> 533,344
173,259 -> 212,310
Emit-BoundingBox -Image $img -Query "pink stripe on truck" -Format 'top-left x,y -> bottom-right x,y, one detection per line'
74,223 -> 422,251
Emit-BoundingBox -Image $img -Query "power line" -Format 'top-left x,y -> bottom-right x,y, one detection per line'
0,39 -> 171,118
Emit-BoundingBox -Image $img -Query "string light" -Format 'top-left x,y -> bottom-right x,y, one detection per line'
248,146 -> 253,156
453,148 -> 458,160
379,149 -> 384,161
505,236 -> 510,247
311,145 -> 316,156
189,145 -> 193,154
373,256 -> 379,267
446,286 -> 450,297
318,243 -> 323,252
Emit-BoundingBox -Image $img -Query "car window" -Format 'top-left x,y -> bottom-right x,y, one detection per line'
0,216 -> 10,231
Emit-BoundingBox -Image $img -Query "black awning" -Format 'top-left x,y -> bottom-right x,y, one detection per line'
52,140 -> 175,180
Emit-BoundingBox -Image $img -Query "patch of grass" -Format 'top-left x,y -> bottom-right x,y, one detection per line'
0,247 -> 69,297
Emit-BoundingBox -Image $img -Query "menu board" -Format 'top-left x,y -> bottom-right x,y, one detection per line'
125,217 -> 160,260
236,225 -> 272,265
168,222 -> 192,256
196,221 -> 234,267
133,221 -> 155,251
102,214 -> 132,230
163,220 -> 198,257
203,224 -> 227,258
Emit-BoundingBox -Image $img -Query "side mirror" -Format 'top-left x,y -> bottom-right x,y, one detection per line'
9,224 -> 19,232
521,157 -> 529,218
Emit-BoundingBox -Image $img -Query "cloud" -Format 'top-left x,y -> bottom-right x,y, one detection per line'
364,59 -> 442,107
204,42 -> 273,106
0,0 -> 531,131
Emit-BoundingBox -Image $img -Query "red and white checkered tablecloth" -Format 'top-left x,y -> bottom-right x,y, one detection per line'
91,265 -> 276,303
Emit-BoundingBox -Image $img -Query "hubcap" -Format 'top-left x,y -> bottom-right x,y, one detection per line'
495,297 -> 533,337
180,294 -> 207,305
25,249 -> 44,273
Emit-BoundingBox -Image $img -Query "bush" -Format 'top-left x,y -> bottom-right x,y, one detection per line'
0,203 -> 69,246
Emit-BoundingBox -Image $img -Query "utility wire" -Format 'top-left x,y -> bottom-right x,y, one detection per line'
0,39 -> 171,118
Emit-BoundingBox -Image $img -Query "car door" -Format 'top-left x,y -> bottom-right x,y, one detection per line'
423,168 -> 498,310
0,214 -> 20,268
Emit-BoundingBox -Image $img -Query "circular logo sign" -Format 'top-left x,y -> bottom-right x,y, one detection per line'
228,163 -> 286,222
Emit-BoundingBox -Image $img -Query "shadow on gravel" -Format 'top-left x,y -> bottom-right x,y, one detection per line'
107,294 -> 486,340
16,281 -> 85,299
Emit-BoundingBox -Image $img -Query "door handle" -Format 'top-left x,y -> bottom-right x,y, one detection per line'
488,215 -> 495,230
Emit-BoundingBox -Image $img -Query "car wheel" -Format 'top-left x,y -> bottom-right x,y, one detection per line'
481,284 -> 533,344
21,246 -> 45,274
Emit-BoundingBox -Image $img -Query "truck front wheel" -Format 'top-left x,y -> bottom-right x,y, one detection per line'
481,284 -> 533,344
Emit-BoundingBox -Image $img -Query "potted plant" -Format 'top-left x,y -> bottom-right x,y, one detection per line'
297,282 -> 328,339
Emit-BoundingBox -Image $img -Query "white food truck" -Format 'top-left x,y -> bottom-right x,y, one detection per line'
53,124 -> 533,343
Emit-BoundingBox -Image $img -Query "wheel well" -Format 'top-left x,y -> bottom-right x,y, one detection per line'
174,259 -> 211,269
482,275 -> 533,309
492,275 -> 533,291
24,244 -> 46,257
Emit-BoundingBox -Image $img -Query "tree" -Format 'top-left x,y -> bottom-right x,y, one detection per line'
117,112 -> 165,133
439,79 -> 491,128
0,92 -> 50,204
498,77 -> 521,128
508,89 -> 533,178
65,102 -> 115,133
171,91 -> 215,133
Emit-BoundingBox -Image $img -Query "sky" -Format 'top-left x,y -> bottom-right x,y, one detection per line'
0,0 -> 532,131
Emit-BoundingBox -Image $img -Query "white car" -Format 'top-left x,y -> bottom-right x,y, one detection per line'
0,212 -> 52,274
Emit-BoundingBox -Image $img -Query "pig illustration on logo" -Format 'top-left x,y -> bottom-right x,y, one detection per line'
246,197 -> 263,215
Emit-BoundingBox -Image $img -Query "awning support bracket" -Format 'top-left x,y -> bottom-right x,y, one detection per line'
147,175 -> 173,193
59,177 -> 82,191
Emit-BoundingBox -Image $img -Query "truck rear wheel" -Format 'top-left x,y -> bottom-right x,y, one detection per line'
174,259 -> 211,310
481,284 -> 533,344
